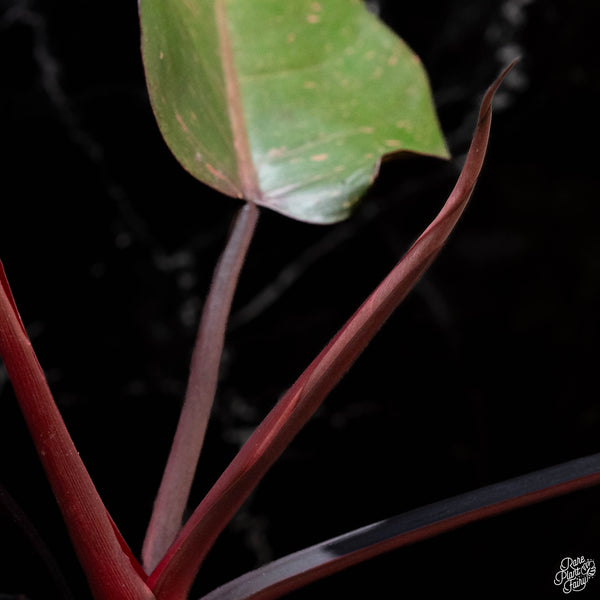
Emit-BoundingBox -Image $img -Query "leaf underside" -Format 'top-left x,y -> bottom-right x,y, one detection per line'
139,0 -> 448,223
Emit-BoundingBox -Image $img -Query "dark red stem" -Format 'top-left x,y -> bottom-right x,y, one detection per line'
142,202 -> 259,572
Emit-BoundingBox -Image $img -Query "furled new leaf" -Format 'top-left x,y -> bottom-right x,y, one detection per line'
139,0 -> 448,223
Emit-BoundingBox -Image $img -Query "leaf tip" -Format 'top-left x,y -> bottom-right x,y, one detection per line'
479,58 -> 521,121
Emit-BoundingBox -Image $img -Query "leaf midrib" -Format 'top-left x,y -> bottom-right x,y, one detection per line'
216,0 -> 261,201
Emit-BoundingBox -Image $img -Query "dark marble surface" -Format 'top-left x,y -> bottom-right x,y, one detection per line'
1,0 -> 600,598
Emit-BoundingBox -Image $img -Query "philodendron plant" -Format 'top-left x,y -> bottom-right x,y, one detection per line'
1,2 -> 599,600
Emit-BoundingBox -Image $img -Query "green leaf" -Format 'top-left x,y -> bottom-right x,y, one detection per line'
139,0 -> 449,224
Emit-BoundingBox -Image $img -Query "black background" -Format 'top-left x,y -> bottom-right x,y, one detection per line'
1,0 -> 600,598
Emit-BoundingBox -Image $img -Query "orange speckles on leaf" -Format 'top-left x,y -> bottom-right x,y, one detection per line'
176,112 -> 189,133
182,0 -> 198,15
140,0 -> 449,224
206,162 -> 237,191
267,147 -> 288,158
385,140 -> 403,148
